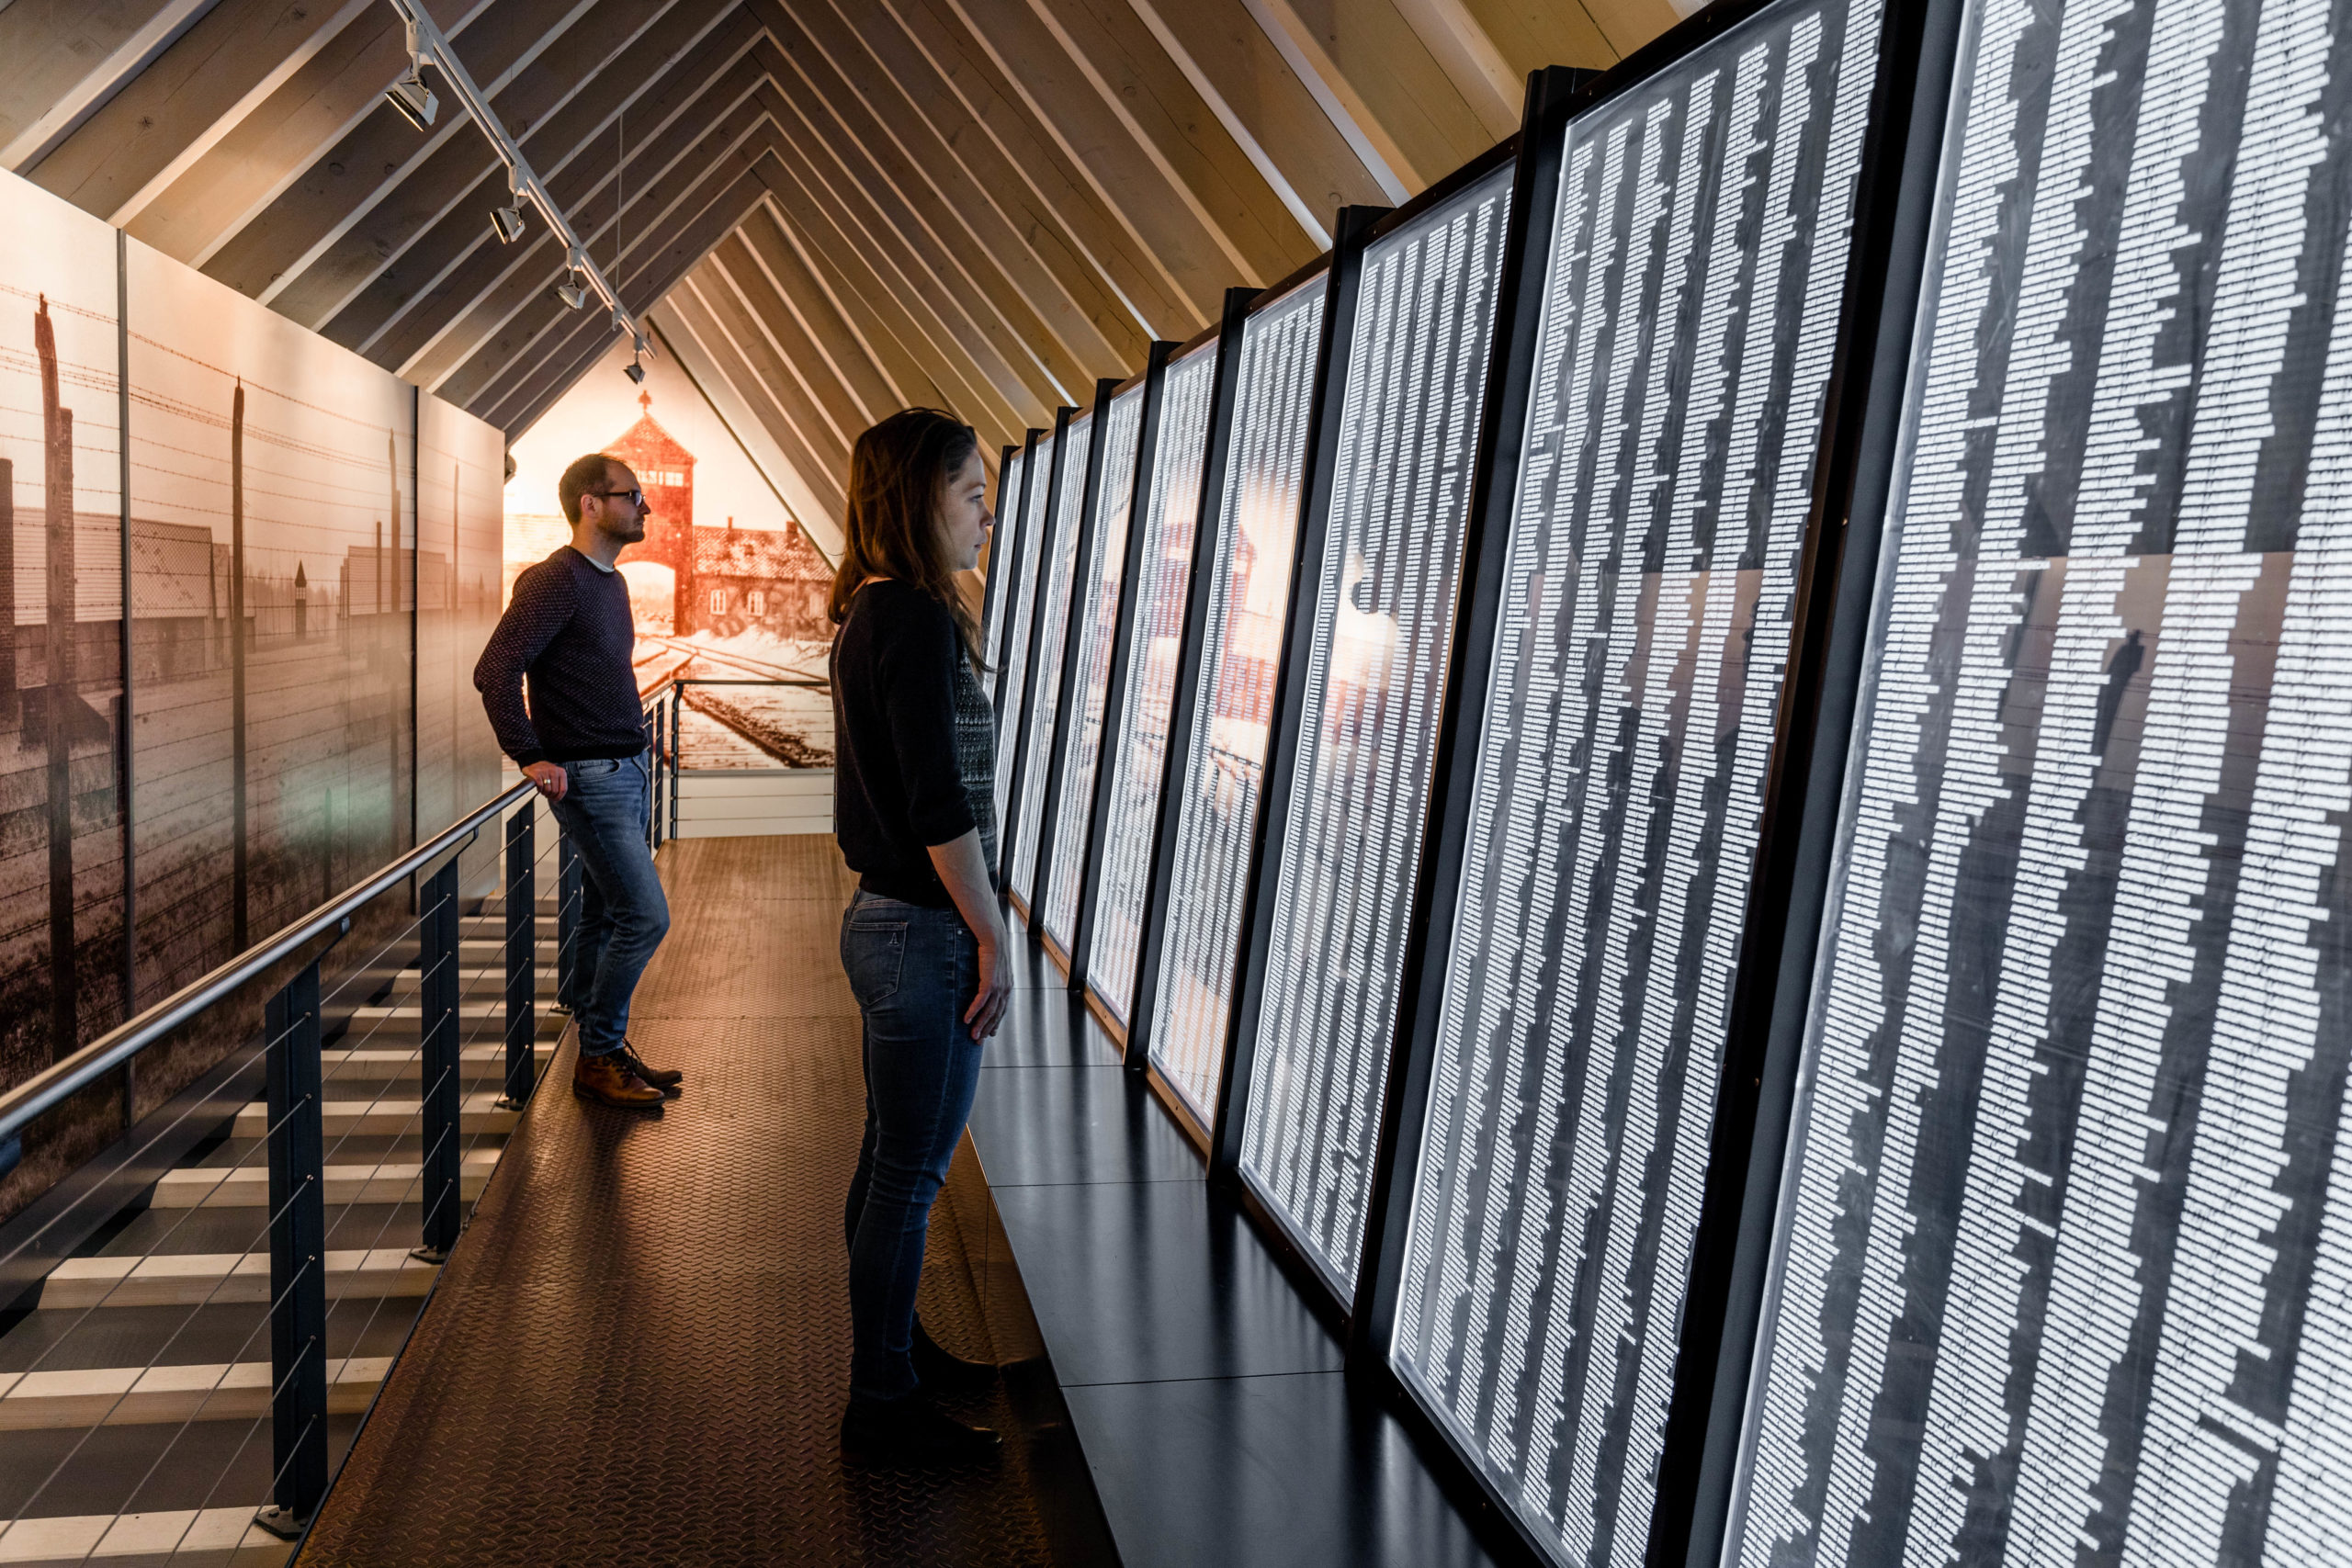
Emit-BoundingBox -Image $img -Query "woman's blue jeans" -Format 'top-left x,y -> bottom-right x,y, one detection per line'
840,888 -> 982,1402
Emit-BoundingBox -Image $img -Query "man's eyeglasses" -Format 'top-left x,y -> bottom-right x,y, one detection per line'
592,488 -> 645,507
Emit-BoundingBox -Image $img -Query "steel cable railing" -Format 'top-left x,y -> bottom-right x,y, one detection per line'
0,776 -> 622,1560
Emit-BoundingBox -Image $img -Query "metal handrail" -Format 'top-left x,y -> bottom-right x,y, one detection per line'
0,779 -> 536,1147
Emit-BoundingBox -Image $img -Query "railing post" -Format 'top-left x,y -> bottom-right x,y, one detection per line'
555,825 -> 582,1015
254,957 -> 326,1539
499,805 -> 535,1109
650,694 -> 666,852
413,857 -> 461,1263
670,680 -> 683,842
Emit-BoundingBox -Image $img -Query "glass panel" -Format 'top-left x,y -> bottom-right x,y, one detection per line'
415,393 -> 505,897
985,447 -> 1024,672
1011,410 -> 1093,907
1145,277 -> 1328,1122
1730,0 -> 2352,1562
125,232 -> 414,1104
1041,383 -> 1147,949
0,175 -> 127,1085
993,432 -> 1053,839
1088,342 -> 1219,1029
1238,167 -> 1514,1292
1385,0 -> 1883,1558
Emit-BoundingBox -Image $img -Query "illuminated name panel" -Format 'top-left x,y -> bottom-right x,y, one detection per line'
1385,0 -> 1884,1560
1011,410 -> 1094,906
1732,0 -> 2352,1562
984,447 -> 1025,675
1089,344 -> 1219,1029
993,431 -> 1055,844
1145,277 -> 1327,1123
1041,383 -> 1148,950
1238,164 -> 1513,1291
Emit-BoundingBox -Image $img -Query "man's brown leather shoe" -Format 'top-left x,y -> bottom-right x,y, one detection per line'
618,1044 -> 683,1095
573,1051 -> 663,1110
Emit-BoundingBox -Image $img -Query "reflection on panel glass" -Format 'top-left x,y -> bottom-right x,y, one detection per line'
1239,168 -> 1512,1291
0,175 -> 126,1079
1011,411 -> 1093,905
127,239 -> 414,1021
1146,280 -> 1327,1122
416,394 -> 504,898
1041,385 -> 1146,950
1385,1 -> 1882,1559
993,433 -> 1053,840
1088,344 -> 1218,1029
985,447 -> 1024,676
1732,0 -> 2352,1562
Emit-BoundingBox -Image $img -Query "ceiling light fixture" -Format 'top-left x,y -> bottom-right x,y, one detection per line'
381,0 -> 649,360
384,20 -> 438,130
489,168 -> 526,243
623,327 -> 649,385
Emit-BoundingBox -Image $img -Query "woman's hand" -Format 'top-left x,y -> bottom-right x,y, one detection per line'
928,829 -> 1012,1042
966,921 -> 1012,1040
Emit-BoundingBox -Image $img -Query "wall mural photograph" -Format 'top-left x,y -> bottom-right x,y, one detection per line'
504,333 -> 834,772
0,176 -> 126,1094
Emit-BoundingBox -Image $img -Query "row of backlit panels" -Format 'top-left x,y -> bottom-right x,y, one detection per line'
971,0 -> 2352,1561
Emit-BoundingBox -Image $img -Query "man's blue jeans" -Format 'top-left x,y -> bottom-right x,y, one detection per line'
548,752 -> 670,1058
840,889 -> 982,1402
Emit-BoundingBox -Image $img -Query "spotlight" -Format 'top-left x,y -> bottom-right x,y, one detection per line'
554,276 -> 587,310
489,204 -> 526,244
385,68 -> 437,130
623,359 -> 645,386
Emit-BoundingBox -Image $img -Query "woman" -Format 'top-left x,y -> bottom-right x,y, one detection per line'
830,408 -> 1012,1466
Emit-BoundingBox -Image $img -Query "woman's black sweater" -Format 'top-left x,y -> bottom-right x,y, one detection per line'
831,581 -> 999,908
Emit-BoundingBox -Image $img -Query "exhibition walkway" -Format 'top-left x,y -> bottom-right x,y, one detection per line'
296,837 -> 1112,1566
294,835 -> 1510,1567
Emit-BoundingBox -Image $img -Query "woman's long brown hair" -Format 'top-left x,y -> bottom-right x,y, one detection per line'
828,408 -> 986,671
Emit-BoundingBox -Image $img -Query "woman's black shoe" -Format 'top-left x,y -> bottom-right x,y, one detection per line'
841,1394 -> 1001,1466
912,1317 -> 1001,1394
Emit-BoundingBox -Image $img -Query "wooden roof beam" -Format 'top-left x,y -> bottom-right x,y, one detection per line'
758,0 -> 1127,392
703,232 -> 882,448
26,0 -> 379,222
749,84 -> 1033,435
659,270 -> 853,523
0,0 -> 219,172
1118,0 -> 1396,240
126,0 -> 499,269
266,0 -> 732,335
412,82 -> 772,397
867,0 -> 1196,342
717,214 -> 898,430
807,0 -> 1153,374
479,158 -> 771,430
747,34 -> 1073,415
1239,0 -> 1502,190
737,197 -> 944,414
321,3 -> 753,356
198,0 -> 598,301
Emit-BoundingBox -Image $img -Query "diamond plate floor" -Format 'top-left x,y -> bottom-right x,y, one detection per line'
297,835 -> 1115,1566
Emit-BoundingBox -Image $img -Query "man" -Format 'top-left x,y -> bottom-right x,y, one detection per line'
475,453 -> 684,1111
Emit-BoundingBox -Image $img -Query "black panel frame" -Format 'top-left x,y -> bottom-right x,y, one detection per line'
999,406 -> 1078,900
1126,245 -> 1364,1153
1216,138 -> 1524,1311
1032,372 -> 1134,962
982,441 -> 1020,657
1108,288 -> 1258,1066
1335,1 -> 1969,1562
1061,338 -> 1188,993
989,428 -> 1045,723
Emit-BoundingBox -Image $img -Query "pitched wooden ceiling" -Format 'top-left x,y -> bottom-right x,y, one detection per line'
0,0 -> 1686,533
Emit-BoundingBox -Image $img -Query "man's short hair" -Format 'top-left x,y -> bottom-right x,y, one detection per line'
559,453 -> 622,525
